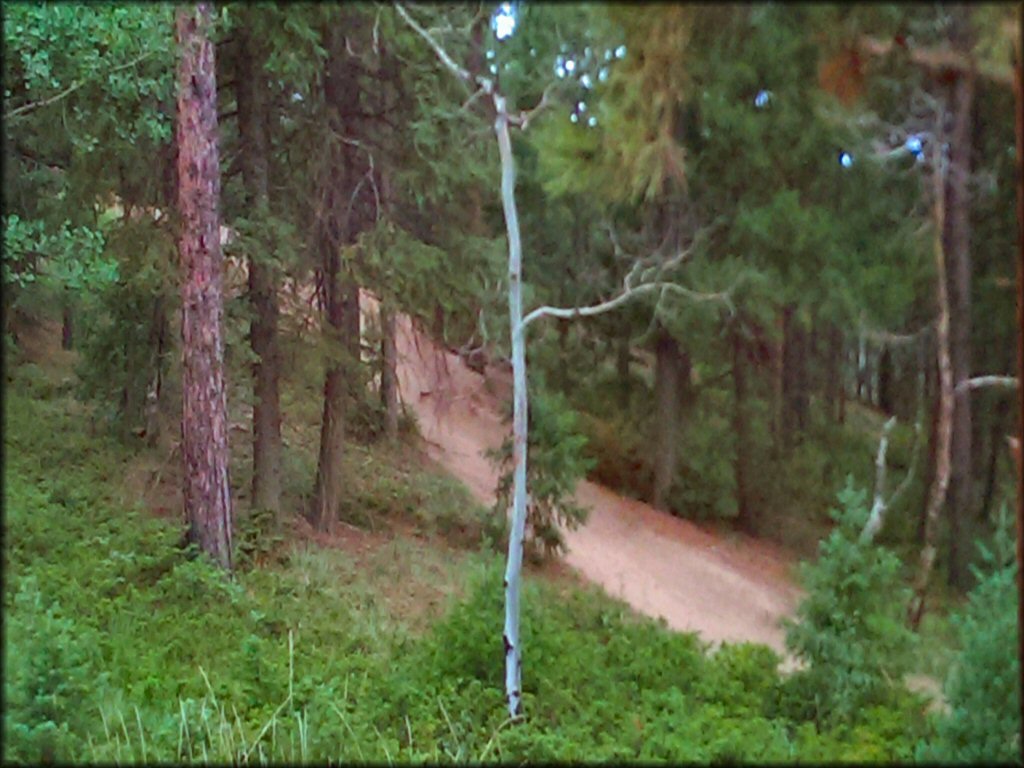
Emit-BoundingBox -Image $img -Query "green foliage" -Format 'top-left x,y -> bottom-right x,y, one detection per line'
784,479 -> 918,726
4,371 -> 932,763
922,507 -> 1021,763
489,386 -> 594,558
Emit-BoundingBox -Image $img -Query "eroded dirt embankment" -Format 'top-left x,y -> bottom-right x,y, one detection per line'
367,294 -> 803,654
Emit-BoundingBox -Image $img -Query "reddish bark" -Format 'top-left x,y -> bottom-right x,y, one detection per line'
176,3 -> 233,570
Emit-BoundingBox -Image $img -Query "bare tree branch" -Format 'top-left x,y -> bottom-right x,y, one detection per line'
955,375 -> 1019,394
520,279 -> 736,332
394,3 -> 493,94
861,416 -> 922,544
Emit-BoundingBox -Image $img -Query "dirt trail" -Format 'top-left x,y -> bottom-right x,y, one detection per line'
365,295 -> 803,654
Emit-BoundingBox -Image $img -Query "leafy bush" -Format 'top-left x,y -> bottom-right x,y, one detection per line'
922,507 -> 1021,763
489,386 -> 594,558
783,479 -> 918,726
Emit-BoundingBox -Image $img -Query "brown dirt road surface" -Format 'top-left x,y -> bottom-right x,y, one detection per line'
362,293 -> 804,655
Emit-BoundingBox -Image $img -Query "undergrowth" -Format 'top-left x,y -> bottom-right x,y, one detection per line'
4,361 -> 952,764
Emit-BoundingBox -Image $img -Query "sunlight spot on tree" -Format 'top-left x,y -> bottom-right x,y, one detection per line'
587,115 -> 597,128
565,59 -> 576,73
493,3 -> 516,40
555,64 -> 566,79
489,63 -> 498,75
615,45 -> 627,59
598,67 -> 609,83
570,112 -> 579,124
604,48 -> 613,61
577,101 -> 587,113
580,73 -> 592,89
486,49 -> 496,60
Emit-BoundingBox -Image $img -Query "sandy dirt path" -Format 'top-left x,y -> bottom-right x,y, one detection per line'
370,298 -> 804,654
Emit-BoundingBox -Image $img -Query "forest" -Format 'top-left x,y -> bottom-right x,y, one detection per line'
3,2 -> 1022,763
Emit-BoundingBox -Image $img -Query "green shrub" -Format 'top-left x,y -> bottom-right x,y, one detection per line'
489,386 -> 594,558
921,507 -> 1021,763
783,479 -> 917,726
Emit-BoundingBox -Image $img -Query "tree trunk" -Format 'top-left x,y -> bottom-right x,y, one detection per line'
61,294 -> 73,350
143,295 -> 167,445
856,333 -> 865,401
175,3 -> 233,570
311,244 -> 346,532
878,345 -> 895,415
310,25 -> 362,531
825,324 -> 841,422
380,304 -> 399,439
653,326 -> 683,511
944,7 -> 976,588
781,304 -> 808,446
342,274 -> 361,388
732,324 -> 754,532
236,18 -> 282,517
495,97 -> 527,719
908,144 -> 954,629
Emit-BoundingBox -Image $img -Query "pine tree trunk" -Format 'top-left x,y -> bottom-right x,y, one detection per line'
878,346 -> 895,415
781,304 -> 808,446
825,324 -> 841,422
732,324 -> 754,532
61,295 -> 73,350
653,326 -> 683,511
380,304 -> 399,439
175,3 -> 233,570
311,245 -> 346,532
342,275 -> 361,390
236,19 -> 282,517
310,24 -> 361,532
944,9 -> 976,587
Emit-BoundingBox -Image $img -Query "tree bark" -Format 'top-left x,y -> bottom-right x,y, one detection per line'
311,240 -> 346,532
175,3 -> 233,570
781,304 -> 808,446
732,324 -> 754,532
380,304 -> 399,439
236,18 -> 282,517
944,6 -> 976,588
908,146 -> 954,629
653,326 -> 683,511
310,24 -> 363,531
495,96 -> 527,719
878,345 -> 895,415
61,294 -> 73,350
825,324 -> 841,422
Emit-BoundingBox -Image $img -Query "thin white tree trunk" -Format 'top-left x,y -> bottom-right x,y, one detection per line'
495,95 -> 528,718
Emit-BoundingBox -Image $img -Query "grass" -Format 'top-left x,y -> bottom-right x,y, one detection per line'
3,320 -> 952,763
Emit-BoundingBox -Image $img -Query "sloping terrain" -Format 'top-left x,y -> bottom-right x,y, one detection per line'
368,294 -> 804,654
